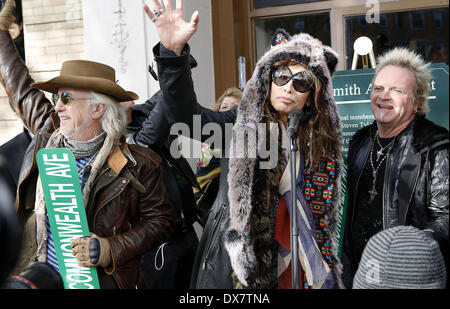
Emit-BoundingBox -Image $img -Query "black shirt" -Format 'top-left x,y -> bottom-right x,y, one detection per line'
352,134 -> 394,263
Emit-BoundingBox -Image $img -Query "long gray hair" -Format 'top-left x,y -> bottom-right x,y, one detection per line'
79,92 -> 128,203
89,91 -> 128,140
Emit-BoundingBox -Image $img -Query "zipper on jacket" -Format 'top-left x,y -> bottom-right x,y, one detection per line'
382,154 -> 390,230
382,133 -> 399,230
92,184 -> 127,235
202,204 -> 226,270
425,149 -> 431,208
112,273 -> 123,289
93,186 -> 126,290
400,151 -> 423,225
78,161 -> 128,288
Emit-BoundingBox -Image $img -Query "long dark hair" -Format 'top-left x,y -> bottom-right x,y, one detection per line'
265,60 -> 339,165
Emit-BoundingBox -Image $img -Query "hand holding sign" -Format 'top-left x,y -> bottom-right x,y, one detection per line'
72,233 -> 112,268
36,148 -> 100,289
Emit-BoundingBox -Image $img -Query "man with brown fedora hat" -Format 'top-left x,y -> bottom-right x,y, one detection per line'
0,0 -> 175,289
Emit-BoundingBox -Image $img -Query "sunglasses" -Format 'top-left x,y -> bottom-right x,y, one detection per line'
52,91 -> 93,105
271,65 -> 315,93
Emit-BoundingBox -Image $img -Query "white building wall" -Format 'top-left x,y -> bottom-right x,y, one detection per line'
82,0 -> 215,107
0,0 -> 215,146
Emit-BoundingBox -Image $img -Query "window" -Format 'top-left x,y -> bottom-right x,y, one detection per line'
410,12 -> 425,30
344,8 -> 448,69
254,12 -> 330,61
253,0 -> 326,9
433,11 -> 443,28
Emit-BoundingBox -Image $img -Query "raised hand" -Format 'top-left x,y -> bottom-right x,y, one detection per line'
0,0 -> 16,31
144,0 -> 199,56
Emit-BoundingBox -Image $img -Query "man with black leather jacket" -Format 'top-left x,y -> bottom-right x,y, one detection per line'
152,48 -> 241,289
125,59 -> 203,288
140,0 -> 240,287
148,38 -> 242,288
341,47 -> 449,288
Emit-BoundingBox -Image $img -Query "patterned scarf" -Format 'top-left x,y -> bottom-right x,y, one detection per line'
274,124 -> 334,289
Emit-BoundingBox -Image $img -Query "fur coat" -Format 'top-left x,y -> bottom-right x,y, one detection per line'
224,30 -> 346,289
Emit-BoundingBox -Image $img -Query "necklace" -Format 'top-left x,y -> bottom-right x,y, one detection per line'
375,133 -> 393,161
368,133 -> 393,202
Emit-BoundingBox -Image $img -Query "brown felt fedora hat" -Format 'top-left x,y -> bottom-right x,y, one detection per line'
30,60 -> 138,101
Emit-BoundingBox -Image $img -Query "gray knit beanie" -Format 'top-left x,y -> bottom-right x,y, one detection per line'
353,225 -> 446,289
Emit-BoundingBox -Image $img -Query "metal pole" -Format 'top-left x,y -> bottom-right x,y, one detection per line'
290,137 -> 299,289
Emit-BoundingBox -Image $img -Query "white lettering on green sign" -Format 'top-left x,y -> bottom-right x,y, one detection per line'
37,148 -> 100,289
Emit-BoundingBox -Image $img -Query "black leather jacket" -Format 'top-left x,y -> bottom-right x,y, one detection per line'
0,30 -> 175,289
342,116 -> 449,287
152,43 -> 237,141
190,158 -> 233,288
127,91 -> 200,231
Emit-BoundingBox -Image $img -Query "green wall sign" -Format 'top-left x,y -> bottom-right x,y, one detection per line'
333,63 -> 449,157
36,148 -> 100,289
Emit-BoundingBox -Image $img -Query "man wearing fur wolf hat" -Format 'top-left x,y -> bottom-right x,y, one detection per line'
0,0 -> 175,288
145,0 -> 346,289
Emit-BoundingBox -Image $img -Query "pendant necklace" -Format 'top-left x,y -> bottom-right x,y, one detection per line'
375,133 -> 393,161
368,132 -> 393,202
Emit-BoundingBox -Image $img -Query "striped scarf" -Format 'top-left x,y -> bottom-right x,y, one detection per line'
45,154 -> 97,272
34,129 -> 116,268
273,123 -> 334,289
274,149 -> 335,289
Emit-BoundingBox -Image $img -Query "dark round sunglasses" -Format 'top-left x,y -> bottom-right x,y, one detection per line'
52,91 -> 93,105
272,65 -> 315,93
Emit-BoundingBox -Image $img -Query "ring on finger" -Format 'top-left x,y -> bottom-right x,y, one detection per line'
153,9 -> 163,17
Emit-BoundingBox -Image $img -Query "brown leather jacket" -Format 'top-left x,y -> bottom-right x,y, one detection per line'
0,30 -> 175,289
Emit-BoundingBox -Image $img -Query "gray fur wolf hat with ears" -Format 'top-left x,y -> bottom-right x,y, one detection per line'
224,29 -> 345,288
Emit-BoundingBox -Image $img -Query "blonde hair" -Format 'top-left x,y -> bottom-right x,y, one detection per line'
375,47 -> 432,116
89,92 -> 128,140
212,87 -> 243,111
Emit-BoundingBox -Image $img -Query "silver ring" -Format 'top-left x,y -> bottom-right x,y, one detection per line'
153,9 -> 163,18
151,17 -> 158,23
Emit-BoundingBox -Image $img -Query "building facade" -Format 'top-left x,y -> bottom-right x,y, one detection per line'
1,0 -> 448,145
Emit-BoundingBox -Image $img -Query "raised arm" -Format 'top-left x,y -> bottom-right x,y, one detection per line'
0,0 -> 55,134
143,0 -> 199,56
143,0 -> 237,145
126,90 -> 171,150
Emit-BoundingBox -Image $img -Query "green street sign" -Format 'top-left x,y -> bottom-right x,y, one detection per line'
36,148 -> 100,289
333,63 -> 449,157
